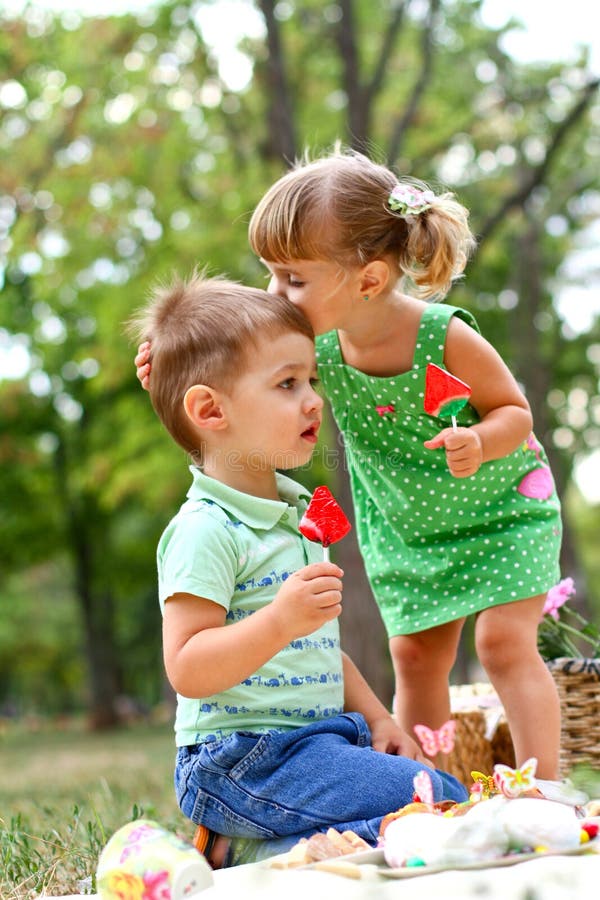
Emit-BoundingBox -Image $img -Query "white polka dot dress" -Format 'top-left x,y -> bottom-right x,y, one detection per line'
315,304 -> 562,638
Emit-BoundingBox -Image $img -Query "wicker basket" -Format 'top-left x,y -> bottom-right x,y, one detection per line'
446,683 -> 515,786
447,661 -> 600,784
547,657 -> 600,777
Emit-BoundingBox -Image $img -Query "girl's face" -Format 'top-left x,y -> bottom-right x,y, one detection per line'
261,258 -> 363,335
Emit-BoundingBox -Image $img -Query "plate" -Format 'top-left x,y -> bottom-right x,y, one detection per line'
379,844 -> 595,879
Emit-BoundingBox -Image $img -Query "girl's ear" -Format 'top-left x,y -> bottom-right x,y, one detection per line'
183,385 -> 227,431
360,259 -> 391,298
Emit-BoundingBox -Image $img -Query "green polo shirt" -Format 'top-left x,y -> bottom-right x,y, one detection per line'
158,467 -> 344,746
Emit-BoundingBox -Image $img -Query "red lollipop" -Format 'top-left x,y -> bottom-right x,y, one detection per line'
299,485 -> 351,561
424,363 -> 472,431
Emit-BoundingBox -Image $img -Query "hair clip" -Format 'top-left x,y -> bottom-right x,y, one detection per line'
388,183 -> 435,217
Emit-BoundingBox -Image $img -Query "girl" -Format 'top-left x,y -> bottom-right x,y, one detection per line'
137,150 -> 563,783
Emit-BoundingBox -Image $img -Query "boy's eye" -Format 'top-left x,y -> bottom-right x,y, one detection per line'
289,277 -> 304,287
310,377 -> 321,390
279,378 -> 295,389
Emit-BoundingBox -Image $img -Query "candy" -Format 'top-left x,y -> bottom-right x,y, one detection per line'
424,362 -> 472,430
299,485 -> 351,561
493,758 -> 538,799
413,770 -> 434,806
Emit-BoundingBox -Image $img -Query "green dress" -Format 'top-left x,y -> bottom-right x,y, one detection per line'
315,303 -> 562,638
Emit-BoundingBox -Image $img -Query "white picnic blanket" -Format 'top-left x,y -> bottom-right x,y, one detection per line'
49,848 -> 600,899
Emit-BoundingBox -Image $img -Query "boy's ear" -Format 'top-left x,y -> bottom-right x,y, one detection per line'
360,259 -> 390,298
183,384 -> 227,431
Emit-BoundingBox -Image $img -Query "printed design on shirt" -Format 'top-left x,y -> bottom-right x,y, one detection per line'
517,433 -> 554,500
289,636 -> 339,650
241,670 -> 343,688
235,570 -> 291,592
199,702 -> 344,739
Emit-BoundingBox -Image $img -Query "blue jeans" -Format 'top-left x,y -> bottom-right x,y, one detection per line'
175,712 -> 467,847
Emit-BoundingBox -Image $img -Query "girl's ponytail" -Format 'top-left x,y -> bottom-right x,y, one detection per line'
393,191 -> 476,299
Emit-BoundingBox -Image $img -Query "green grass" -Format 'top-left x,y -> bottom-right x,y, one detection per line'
0,717 -> 192,899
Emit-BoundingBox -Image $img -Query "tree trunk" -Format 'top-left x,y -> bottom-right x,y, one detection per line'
513,217 -> 588,608
330,420 -> 394,707
53,436 -> 121,729
257,0 -> 297,161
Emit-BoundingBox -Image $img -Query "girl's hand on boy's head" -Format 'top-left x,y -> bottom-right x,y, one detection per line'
269,562 -> 343,641
423,426 -> 483,478
134,341 -> 151,391
369,715 -> 430,764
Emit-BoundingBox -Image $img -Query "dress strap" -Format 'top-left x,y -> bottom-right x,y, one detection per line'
411,303 -> 479,370
315,330 -> 344,364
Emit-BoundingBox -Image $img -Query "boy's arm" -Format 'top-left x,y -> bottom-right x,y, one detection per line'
342,652 -> 427,762
163,562 -> 343,698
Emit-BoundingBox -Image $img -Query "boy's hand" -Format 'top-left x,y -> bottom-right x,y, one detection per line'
134,341 -> 151,390
424,426 -> 483,477
270,562 -> 343,641
369,716 -> 431,765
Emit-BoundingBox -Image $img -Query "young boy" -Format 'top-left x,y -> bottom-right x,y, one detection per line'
131,272 -> 467,866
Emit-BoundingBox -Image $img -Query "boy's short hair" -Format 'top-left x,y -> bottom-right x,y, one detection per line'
129,271 -> 314,455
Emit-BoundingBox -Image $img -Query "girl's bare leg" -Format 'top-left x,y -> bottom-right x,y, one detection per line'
475,595 -> 560,781
389,619 -> 465,765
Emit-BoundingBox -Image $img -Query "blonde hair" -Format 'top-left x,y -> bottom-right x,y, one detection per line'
249,149 -> 476,299
128,271 -> 314,455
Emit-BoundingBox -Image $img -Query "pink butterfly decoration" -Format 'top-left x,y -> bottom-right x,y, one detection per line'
414,720 -> 456,756
413,769 -> 434,805
375,404 -> 395,417
493,757 -> 537,798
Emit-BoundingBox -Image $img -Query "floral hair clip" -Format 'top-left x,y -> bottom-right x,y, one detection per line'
388,183 -> 435,217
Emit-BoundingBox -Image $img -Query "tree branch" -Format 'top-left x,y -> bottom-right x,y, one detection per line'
478,77 -> 600,245
256,0 -> 297,161
337,0 -> 409,150
364,2 -> 408,109
336,0 -> 365,147
387,0 -> 440,164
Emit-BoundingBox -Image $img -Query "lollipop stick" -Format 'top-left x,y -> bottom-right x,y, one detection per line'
323,546 -> 330,563
451,414 -> 458,432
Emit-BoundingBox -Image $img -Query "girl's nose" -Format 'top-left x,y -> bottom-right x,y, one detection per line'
268,275 -> 286,298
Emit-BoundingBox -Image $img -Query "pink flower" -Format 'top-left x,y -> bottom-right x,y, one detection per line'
542,577 -> 576,620
142,870 -> 171,900
388,184 -> 435,216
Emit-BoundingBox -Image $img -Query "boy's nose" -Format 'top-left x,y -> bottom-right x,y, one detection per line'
306,386 -> 324,411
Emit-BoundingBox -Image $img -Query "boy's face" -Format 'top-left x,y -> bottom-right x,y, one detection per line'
221,331 -> 323,471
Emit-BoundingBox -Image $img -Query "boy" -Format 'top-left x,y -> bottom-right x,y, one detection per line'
131,272 -> 467,866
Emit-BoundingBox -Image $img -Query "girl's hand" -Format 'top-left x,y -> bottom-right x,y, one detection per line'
424,426 -> 483,477
269,562 -> 343,641
134,341 -> 151,390
369,715 -> 431,764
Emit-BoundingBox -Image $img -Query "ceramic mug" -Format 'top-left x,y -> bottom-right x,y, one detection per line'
97,818 -> 214,899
